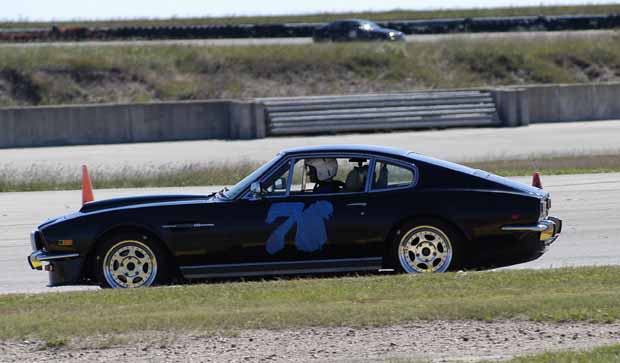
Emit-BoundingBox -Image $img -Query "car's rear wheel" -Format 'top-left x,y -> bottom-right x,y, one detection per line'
95,234 -> 169,288
392,220 -> 462,273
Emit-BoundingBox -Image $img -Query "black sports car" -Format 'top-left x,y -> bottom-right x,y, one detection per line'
28,145 -> 561,289
313,19 -> 405,42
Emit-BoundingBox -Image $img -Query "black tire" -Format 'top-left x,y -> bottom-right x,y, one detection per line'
94,232 -> 171,288
390,218 -> 462,273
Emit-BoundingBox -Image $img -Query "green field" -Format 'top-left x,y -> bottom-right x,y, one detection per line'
1,266 -> 620,342
2,33 -> 620,107
497,345 -> 620,363
2,4 -> 620,29
1,152 -> 618,192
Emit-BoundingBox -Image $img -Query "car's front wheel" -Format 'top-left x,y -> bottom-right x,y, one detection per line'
95,234 -> 169,288
392,220 -> 461,273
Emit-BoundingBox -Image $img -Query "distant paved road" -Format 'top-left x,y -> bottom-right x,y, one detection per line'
1,173 -> 619,294
1,120 -> 619,174
0,30 -> 614,48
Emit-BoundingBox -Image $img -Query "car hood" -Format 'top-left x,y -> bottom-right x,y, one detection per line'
79,194 -> 212,213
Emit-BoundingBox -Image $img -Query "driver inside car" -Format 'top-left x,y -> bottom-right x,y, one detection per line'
305,158 -> 344,194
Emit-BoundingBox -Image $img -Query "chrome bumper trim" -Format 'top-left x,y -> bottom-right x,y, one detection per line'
544,235 -> 560,247
32,251 -> 80,261
28,250 -> 80,270
501,221 -> 552,232
502,217 -> 562,246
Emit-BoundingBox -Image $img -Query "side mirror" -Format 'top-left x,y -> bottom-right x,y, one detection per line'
250,182 -> 264,198
274,177 -> 285,190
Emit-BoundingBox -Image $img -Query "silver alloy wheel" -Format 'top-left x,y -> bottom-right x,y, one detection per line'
398,225 -> 453,273
103,240 -> 158,288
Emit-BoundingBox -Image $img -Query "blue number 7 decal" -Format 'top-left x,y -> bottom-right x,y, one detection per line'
265,201 -> 334,254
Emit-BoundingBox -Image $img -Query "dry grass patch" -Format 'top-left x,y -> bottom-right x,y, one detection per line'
466,153 -> 620,177
2,33 -> 620,106
493,344 -> 620,363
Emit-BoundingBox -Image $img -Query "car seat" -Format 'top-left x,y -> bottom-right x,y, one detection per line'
373,163 -> 388,189
344,166 -> 368,192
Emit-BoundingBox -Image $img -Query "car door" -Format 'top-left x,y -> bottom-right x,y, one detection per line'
203,160 -> 295,264
278,156 -> 385,261
178,155 -> 391,278
364,158 -> 420,243
344,21 -> 359,40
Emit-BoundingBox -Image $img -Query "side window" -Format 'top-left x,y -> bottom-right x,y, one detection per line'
330,21 -> 343,31
372,160 -> 415,190
290,157 -> 370,195
263,161 -> 291,197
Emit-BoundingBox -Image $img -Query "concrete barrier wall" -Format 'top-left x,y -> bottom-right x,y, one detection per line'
520,83 -> 620,124
1,82 -> 619,148
0,100 -> 265,148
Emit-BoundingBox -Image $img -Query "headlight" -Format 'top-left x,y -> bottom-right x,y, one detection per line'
539,198 -> 549,221
30,231 -> 37,251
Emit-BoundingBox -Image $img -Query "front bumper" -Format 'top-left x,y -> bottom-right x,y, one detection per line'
502,216 -> 562,246
27,250 -> 80,270
28,230 -> 83,286
28,250 -> 83,286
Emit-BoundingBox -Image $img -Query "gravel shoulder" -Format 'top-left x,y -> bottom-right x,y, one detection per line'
2,320 -> 619,362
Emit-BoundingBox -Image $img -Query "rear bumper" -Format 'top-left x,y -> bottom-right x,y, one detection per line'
501,217 -> 562,247
465,216 -> 562,269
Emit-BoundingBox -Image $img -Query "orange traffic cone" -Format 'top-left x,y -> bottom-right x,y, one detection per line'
82,165 -> 95,205
532,172 -> 543,189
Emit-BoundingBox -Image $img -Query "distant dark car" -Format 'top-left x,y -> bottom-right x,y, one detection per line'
28,145 -> 561,289
313,19 -> 405,42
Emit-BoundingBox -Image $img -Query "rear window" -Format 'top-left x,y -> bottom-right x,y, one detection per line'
372,161 -> 414,190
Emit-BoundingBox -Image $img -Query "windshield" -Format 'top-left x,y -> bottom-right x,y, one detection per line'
223,154 -> 283,199
360,21 -> 379,30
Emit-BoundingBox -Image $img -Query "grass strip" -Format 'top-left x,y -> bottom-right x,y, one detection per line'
465,153 -> 620,177
0,161 -> 260,192
1,153 -> 618,192
3,33 -> 620,106
1,266 -> 620,341
494,344 -> 620,363
2,5 -> 620,28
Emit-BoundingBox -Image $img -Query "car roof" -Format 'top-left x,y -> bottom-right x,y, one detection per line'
280,144 -> 411,158
329,19 -> 373,24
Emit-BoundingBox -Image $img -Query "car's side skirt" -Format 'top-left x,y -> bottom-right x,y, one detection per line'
180,257 -> 383,279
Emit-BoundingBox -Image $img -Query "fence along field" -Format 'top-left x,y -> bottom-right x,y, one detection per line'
2,13 -> 620,42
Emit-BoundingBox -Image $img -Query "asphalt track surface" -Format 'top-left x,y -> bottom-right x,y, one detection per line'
1,30 -> 614,48
1,172 -> 619,294
1,120 -> 619,174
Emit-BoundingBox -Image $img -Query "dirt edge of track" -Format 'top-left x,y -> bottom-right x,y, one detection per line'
3,320 -> 620,362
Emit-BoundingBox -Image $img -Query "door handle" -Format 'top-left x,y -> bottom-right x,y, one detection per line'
346,202 -> 367,207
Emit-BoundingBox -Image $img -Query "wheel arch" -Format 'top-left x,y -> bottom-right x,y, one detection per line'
381,214 -> 470,268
